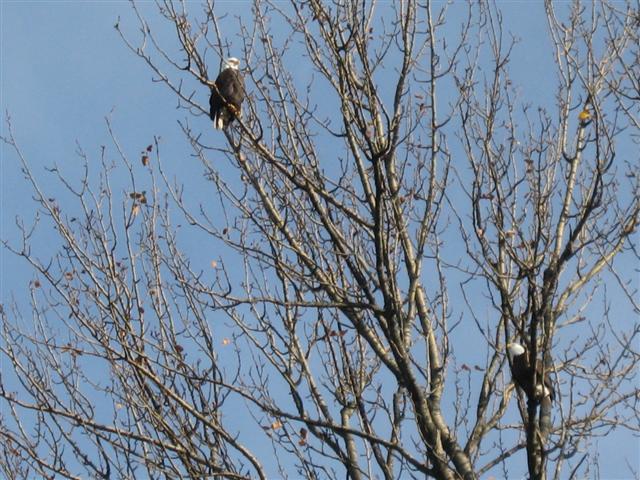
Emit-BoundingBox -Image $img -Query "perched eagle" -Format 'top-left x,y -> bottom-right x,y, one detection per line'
209,57 -> 244,130
507,342 -> 555,402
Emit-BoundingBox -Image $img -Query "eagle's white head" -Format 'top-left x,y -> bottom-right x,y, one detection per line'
223,57 -> 240,71
507,342 -> 526,358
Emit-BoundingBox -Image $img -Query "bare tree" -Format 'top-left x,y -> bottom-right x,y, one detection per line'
2,1 -> 638,479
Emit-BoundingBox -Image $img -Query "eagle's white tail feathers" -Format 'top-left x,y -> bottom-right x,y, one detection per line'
215,114 -> 225,130
535,384 -> 551,398
214,109 -> 240,130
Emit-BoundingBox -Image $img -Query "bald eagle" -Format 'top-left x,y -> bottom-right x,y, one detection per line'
209,57 -> 244,130
507,343 -> 555,402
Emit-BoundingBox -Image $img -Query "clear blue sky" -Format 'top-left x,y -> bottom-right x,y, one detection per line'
1,2 -> 637,478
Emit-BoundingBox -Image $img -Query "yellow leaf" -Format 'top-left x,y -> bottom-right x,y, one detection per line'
578,109 -> 591,122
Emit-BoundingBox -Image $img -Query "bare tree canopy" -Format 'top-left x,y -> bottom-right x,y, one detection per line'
2,1 -> 639,479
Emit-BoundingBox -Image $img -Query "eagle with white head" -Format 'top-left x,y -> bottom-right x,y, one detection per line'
507,342 -> 555,403
209,57 -> 244,130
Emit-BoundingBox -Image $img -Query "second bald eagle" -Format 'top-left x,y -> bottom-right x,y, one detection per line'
507,342 -> 555,402
210,57 -> 244,130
